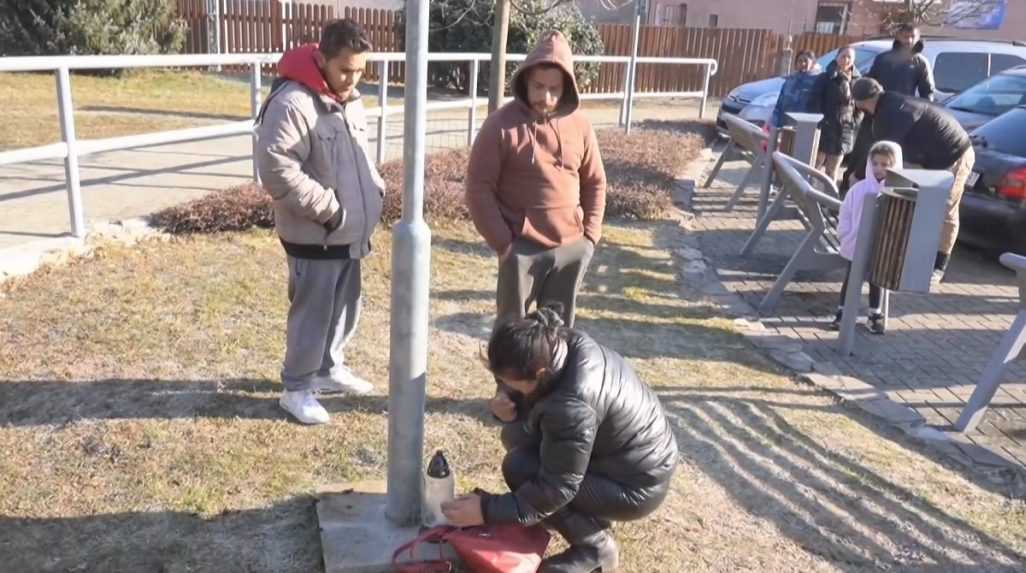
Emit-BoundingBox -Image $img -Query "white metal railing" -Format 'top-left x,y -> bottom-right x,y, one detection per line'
0,51 -> 717,238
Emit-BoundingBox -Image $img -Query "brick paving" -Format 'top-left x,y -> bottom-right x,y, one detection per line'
691,151 -> 1026,471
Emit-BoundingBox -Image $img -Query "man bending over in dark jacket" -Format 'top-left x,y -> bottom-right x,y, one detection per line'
851,78 -> 975,283
442,305 -> 678,573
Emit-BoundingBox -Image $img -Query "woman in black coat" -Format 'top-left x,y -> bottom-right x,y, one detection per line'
814,46 -> 862,187
442,305 -> 679,573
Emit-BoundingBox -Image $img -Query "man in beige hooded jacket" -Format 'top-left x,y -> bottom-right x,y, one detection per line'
466,31 -> 607,329
256,19 -> 384,425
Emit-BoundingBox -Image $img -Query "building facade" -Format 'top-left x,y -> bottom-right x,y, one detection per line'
578,0 -> 1026,42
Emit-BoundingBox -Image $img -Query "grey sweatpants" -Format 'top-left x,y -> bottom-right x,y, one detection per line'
496,237 -> 595,328
281,256 -> 362,392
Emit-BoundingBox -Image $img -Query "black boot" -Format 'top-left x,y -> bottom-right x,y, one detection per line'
540,510 -> 619,573
868,312 -> 886,335
828,309 -> 843,331
932,252 -> 950,285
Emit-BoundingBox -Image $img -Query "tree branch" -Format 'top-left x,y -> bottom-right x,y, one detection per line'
509,0 -> 575,18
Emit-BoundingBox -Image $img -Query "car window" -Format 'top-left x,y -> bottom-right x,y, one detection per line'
973,107 -> 1026,157
815,47 -> 878,73
855,48 -> 878,73
946,74 -> 1026,117
816,49 -> 838,72
991,54 -> 1026,75
935,52 -> 989,93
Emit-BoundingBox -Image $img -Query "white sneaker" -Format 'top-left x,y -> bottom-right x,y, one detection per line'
931,268 -> 946,285
279,390 -> 330,425
312,367 -> 373,395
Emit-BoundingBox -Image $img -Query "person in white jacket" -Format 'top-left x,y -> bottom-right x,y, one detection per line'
830,140 -> 903,334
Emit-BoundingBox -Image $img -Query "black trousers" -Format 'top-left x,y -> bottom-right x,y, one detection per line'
500,423 -> 670,523
838,262 -> 882,311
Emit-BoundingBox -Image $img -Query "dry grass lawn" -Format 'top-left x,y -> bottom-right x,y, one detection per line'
2,219 -> 1026,572
0,70 -> 263,151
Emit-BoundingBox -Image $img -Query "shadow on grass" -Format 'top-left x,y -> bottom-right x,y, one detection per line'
431,223 -> 770,370
0,378 -> 494,427
0,495 -> 322,573
659,385 -> 1026,571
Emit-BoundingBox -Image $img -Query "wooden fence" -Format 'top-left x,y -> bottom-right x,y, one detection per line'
173,2 -> 865,97
595,24 -> 784,97
174,1 -> 396,79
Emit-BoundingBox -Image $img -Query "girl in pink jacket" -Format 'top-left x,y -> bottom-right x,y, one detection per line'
830,141 -> 903,334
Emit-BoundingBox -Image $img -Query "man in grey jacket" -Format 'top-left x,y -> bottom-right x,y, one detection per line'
256,19 -> 385,424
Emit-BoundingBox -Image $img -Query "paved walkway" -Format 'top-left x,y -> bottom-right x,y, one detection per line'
690,148 -> 1026,476
0,99 -> 714,257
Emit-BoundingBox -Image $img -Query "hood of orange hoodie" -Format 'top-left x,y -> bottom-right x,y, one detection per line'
277,43 -> 358,105
511,31 -> 580,118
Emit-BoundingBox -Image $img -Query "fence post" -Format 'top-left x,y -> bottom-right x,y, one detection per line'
699,62 -> 711,120
467,58 -> 480,147
55,67 -> 85,239
377,58 -> 389,165
619,61 -> 630,127
251,61 -> 262,182
623,1 -> 644,135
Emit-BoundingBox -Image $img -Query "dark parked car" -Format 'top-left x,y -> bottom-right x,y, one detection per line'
959,105 -> 1026,255
946,66 -> 1026,132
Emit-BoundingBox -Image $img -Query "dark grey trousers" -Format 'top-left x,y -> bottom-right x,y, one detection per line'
281,256 -> 362,392
495,237 -> 595,328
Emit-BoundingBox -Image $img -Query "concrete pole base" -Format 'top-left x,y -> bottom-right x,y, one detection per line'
318,481 -> 461,573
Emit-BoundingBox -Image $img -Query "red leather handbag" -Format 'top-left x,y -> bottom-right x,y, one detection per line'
393,524 -> 550,573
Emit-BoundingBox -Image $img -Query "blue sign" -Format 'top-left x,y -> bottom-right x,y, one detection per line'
946,0 -> 1007,30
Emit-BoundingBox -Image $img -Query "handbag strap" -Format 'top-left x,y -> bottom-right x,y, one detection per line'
392,526 -> 456,573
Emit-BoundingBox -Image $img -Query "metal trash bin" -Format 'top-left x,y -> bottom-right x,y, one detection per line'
778,127 -> 796,157
870,188 -> 917,291
867,170 -> 955,294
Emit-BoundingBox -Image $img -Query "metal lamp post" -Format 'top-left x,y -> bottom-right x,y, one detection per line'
385,0 -> 432,526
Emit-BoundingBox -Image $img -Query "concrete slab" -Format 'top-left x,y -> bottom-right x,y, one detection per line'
317,481 -> 460,573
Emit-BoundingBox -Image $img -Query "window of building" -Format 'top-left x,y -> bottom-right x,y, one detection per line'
815,2 -> 850,35
658,2 -> 687,26
708,13 -> 718,28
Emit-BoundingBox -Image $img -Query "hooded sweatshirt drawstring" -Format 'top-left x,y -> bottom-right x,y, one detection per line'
529,120 -> 540,165
527,115 -> 566,167
552,117 -> 565,168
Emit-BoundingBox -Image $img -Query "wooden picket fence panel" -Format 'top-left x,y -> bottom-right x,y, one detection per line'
175,1 -> 402,79
172,3 -> 869,98
596,25 -> 783,98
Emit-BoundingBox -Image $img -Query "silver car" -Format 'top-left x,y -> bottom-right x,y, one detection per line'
719,38 -> 1026,129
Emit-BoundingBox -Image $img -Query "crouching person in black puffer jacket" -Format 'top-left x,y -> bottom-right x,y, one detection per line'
442,304 -> 679,573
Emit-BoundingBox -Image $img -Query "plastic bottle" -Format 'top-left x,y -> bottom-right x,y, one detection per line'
421,450 -> 455,528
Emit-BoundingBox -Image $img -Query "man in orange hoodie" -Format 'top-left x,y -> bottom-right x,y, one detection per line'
466,31 -> 607,329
